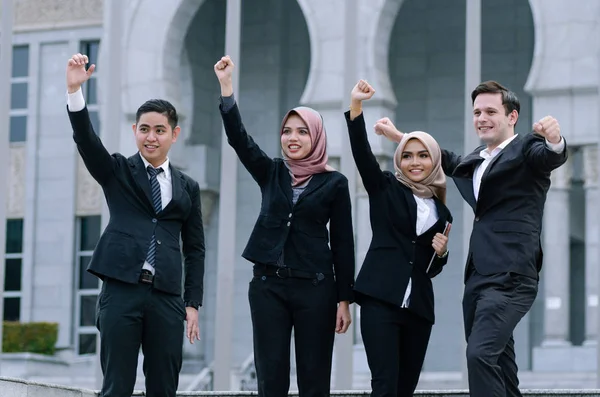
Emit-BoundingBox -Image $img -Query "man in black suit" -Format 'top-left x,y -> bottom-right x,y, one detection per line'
374,81 -> 567,397
65,53 -> 205,397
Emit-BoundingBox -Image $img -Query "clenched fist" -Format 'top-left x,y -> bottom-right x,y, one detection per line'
66,53 -> 95,94
351,79 -> 375,102
214,56 -> 234,96
533,116 -> 561,144
374,117 -> 404,143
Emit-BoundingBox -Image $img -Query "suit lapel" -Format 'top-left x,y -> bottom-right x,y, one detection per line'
479,134 -> 522,184
452,148 -> 485,179
401,186 -> 418,231
295,173 -> 329,205
129,154 -> 154,209
163,165 -> 184,213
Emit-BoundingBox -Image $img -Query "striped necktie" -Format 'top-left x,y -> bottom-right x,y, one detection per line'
146,166 -> 164,267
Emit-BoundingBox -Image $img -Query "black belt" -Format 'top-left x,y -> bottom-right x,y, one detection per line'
253,265 -> 327,281
139,269 -> 154,285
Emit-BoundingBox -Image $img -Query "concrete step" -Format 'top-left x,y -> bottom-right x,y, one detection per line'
3,377 -> 600,397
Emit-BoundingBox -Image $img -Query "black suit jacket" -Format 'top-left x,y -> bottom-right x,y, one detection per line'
346,112 -> 452,324
442,133 -> 568,281
219,103 -> 355,302
68,107 -> 205,304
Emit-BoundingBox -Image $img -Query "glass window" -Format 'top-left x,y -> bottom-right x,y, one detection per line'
78,333 -> 97,355
9,116 -> 27,143
80,41 -> 100,72
3,297 -> 20,321
79,256 -> 98,290
6,219 -> 24,253
11,46 -> 29,78
4,258 -> 22,292
80,216 -> 101,251
10,82 -> 28,110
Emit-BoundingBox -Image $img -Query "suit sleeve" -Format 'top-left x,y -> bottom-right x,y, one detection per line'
219,101 -> 274,185
68,106 -> 117,185
344,111 -> 387,194
181,180 -> 206,305
329,176 -> 356,302
441,149 -> 463,176
523,134 -> 568,172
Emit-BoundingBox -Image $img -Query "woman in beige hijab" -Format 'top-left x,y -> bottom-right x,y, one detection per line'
345,79 -> 453,397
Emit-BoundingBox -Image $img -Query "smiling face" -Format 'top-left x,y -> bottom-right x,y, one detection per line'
132,111 -> 180,167
281,114 -> 312,160
473,92 -> 518,151
399,138 -> 433,183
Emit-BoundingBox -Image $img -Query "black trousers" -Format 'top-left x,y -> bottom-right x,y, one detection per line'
248,274 -> 337,397
360,295 -> 432,397
463,264 -> 538,397
96,277 -> 186,397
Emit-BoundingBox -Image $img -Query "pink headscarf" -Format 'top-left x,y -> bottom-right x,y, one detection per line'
280,106 -> 334,186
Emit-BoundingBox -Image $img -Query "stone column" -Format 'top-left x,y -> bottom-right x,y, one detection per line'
212,0 -> 241,390
584,145 -> 598,346
541,154 -> 572,346
0,0 -> 15,372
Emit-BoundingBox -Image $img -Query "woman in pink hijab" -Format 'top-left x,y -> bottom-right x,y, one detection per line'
215,56 -> 355,397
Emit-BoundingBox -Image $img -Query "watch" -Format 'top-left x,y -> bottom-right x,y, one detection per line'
184,300 -> 201,309
437,250 -> 449,259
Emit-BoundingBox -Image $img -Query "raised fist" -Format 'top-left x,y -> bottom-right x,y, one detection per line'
351,79 -> 375,102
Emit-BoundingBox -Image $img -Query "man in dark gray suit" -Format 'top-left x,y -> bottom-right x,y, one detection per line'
374,81 -> 567,397
65,53 -> 205,397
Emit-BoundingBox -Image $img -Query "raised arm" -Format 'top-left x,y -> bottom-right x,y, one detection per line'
215,56 -> 274,185
66,53 -> 116,185
344,80 -> 388,194
523,116 -> 568,172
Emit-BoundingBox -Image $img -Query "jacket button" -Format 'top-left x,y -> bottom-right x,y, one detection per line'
409,261 -> 413,265
288,213 -> 292,218
412,241 -> 415,244
152,218 -> 157,223
475,217 -> 480,222
157,240 -> 161,245
286,222 -> 291,227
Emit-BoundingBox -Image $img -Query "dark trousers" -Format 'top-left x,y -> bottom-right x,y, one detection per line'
96,277 -> 186,397
360,295 -> 432,397
463,264 -> 538,397
248,274 -> 337,397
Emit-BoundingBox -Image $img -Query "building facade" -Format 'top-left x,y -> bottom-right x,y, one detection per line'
0,0 -> 599,389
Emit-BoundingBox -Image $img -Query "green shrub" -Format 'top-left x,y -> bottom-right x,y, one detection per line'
2,321 -> 59,355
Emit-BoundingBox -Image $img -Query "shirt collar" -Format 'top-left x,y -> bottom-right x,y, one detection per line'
139,153 -> 171,179
480,134 -> 518,159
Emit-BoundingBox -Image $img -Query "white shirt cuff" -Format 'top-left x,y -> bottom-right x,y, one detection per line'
545,137 -> 565,153
66,88 -> 86,112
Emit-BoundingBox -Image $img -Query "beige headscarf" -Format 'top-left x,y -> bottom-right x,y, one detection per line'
393,131 -> 446,203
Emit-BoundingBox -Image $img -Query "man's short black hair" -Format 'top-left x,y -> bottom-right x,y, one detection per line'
135,99 -> 178,130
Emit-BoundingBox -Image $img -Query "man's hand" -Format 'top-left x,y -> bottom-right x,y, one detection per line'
214,55 -> 234,96
533,116 -> 561,144
335,301 -> 352,334
66,53 -> 95,94
432,232 -> 449,257
185,307 -> 200,344
374,117 -> 404,143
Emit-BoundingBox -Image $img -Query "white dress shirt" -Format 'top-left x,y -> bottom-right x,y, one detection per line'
67,88 -> 173,274
473,134 -> 566,200
401,195 -> 439,308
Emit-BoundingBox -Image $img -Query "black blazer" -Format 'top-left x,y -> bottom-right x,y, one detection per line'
345,112 -> 452,324
219,103 -> 355,302
442,133 -> 568,281
68,107 -> 206,304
